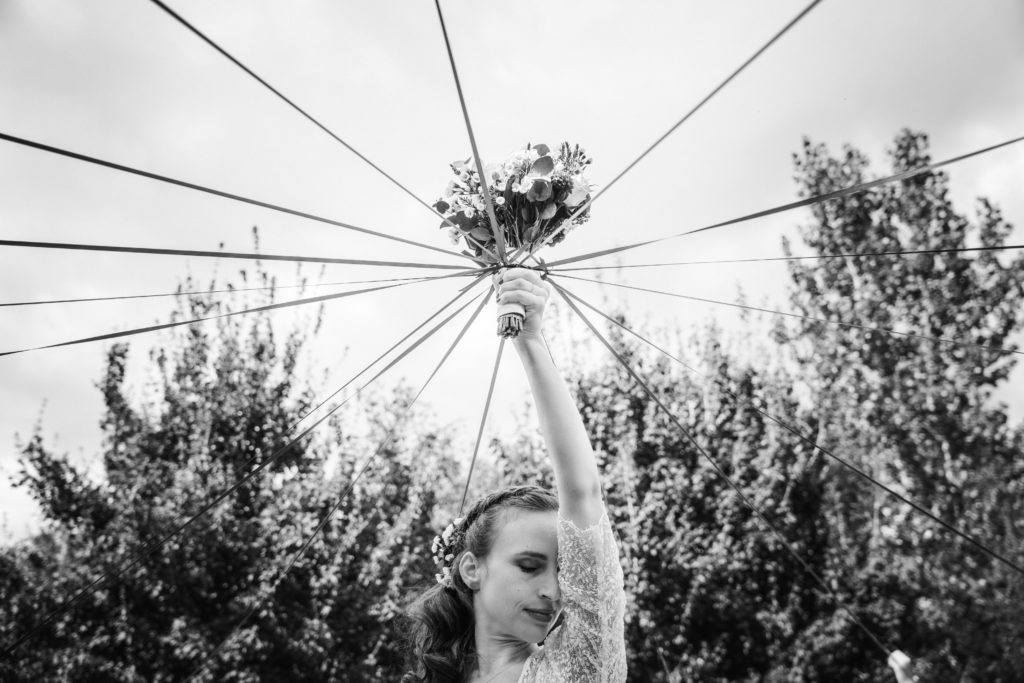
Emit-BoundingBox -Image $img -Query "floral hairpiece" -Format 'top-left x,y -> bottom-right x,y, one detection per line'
431,516 -> 466,587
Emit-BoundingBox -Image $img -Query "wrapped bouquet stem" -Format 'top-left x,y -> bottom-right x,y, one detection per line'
433,142 -> 594,337
496,299 -> 524,338
493,271 -> 525,338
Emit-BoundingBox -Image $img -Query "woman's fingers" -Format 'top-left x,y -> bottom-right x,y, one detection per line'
497,279 -> 549,308
497,288 -> 543,308
499,278 -> 547,297
497,266 -> 544,287
497,269 -> 548,296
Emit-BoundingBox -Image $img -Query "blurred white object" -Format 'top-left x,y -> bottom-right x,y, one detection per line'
888,650 -> 914,683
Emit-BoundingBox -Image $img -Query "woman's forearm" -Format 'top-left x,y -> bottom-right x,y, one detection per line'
514,334 -> 604,526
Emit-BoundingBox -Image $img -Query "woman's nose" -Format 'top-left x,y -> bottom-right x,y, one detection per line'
539,570 -> 561,604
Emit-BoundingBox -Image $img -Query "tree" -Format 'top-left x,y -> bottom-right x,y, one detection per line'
0,264 -> 462,681
780,129 -> 1024,681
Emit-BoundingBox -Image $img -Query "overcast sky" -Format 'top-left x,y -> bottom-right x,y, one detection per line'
2,0 -> 1022,539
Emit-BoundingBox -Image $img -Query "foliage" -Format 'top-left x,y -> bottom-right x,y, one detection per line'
2,130 -> 1022,681
778,129 -> 1024,681
0,269 -> 461,681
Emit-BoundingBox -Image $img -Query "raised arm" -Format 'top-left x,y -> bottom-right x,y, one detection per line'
497,267 -> 604,527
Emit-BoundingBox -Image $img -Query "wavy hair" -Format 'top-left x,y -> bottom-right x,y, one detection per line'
400,485 -> 558,683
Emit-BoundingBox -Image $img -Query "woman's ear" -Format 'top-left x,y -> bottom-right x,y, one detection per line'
458,551 -> 484,590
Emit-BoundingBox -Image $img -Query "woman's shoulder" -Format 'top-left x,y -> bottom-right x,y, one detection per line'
556,505 -> 620,585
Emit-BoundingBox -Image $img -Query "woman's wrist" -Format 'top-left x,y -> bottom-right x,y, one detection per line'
512,332 -> 547,355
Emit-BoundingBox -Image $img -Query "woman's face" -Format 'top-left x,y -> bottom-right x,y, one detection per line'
470,509 -> 561,644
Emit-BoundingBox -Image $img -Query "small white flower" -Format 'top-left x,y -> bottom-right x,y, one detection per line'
564,175 -> 591,207
464,207 -> 475,218
495,196 -> 505,206
445,553 -> 454,562
517,172 -> 547,194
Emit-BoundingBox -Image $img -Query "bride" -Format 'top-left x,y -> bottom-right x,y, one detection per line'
401,266 -> 627,682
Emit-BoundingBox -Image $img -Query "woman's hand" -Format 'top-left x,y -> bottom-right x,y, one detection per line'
494,267 -> 550,342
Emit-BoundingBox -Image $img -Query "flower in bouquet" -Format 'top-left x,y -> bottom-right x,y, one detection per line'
433,142 -> 593,264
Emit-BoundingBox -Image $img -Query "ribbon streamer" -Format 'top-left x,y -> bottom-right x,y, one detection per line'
433,0 -> 507,263
526,0 -> 826,258
556,273 -> 1023,358
0,131 -> 470,262
459,337 -> 506,514
0,238 -> 473,271
547,243 -> 1024,273
0,271 -> 481,357
551,279 -> 892,657
289,272 -> 493,431
554,278 -> 1024,578
544,133 -> 1024,269
0,275 -> 440,309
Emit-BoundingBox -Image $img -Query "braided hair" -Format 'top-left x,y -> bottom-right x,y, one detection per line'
400,485 -> 558,683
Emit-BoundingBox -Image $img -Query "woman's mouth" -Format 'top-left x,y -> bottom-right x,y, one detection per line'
524,608 -> 554,623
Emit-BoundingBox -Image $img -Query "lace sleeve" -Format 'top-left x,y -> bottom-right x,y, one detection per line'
520,507 -> 627,682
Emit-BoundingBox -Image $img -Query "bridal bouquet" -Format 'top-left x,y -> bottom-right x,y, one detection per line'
434,142 -> 593,264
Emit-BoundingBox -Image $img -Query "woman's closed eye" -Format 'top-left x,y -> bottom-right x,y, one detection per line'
518,563 -> 540,574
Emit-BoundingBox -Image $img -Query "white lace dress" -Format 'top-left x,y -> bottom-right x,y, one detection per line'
518,508 -> 627,682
